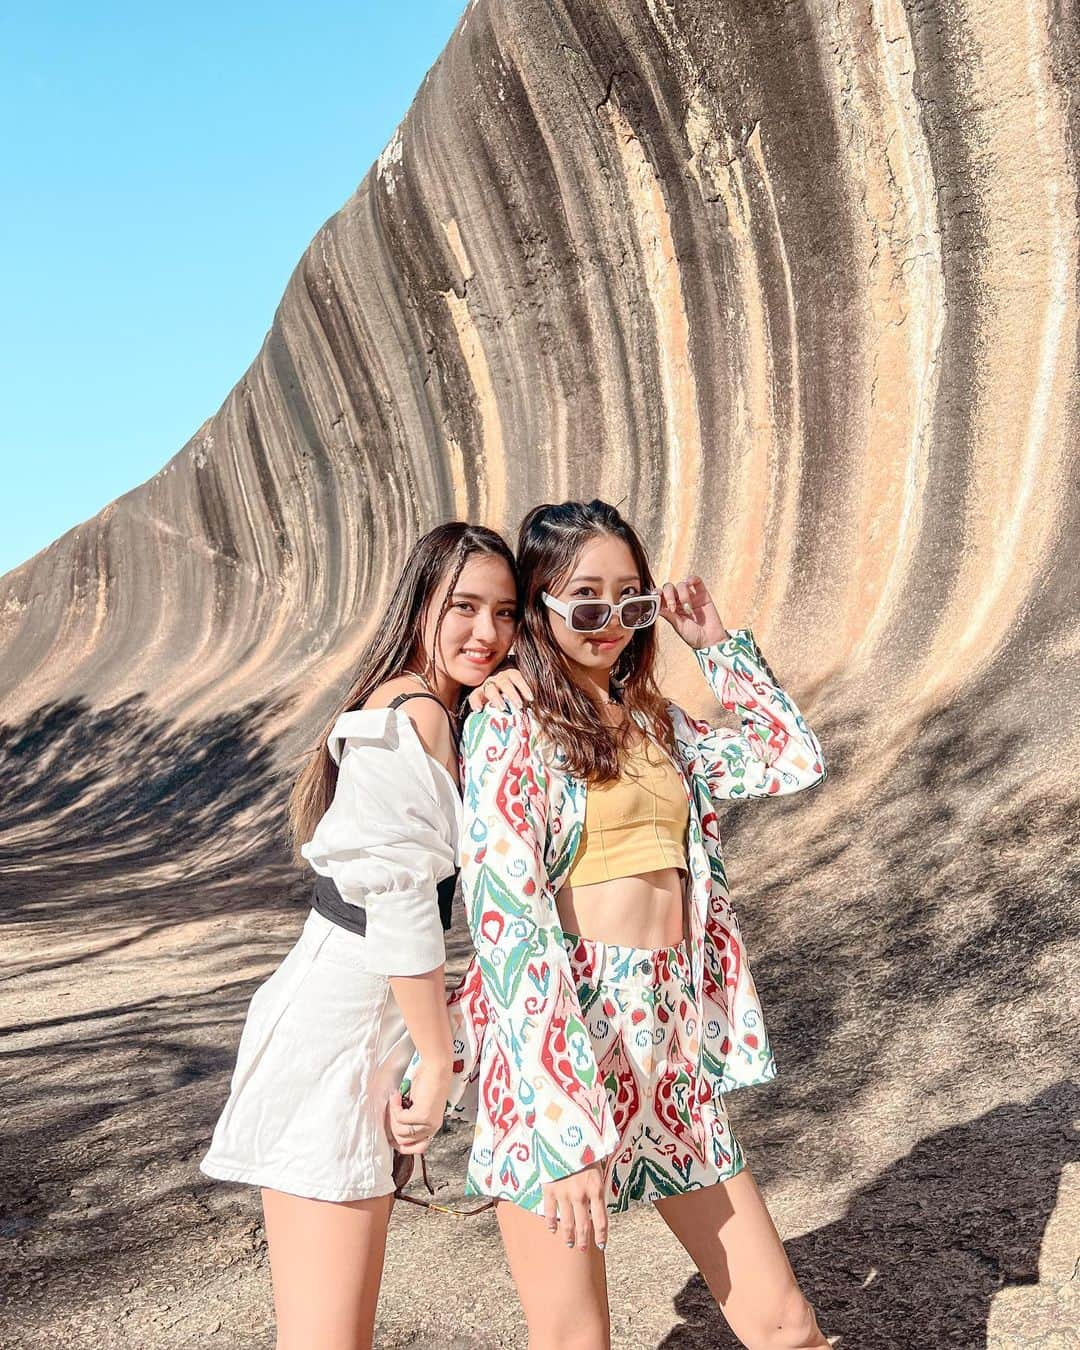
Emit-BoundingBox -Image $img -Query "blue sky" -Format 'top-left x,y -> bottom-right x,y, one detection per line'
0,1 -> 465,577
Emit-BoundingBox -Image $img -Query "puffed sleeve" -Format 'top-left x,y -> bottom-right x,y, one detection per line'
300,709 -> 456,976
454,706 -> 619,1180
680,628 -> 826,801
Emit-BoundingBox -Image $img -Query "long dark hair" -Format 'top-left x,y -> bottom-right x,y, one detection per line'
288,521 -> 516,855
515,500 -> 673,783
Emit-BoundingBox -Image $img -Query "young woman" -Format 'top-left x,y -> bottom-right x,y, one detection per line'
435,500 -> 829,1349
200,522 -> 520,1350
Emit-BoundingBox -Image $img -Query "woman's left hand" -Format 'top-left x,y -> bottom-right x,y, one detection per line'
658,576 -> 730,650
467,665 -> 535,713
386,1059 -> 452,1155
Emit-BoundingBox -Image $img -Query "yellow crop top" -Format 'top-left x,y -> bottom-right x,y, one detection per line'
565,737 -> 689,887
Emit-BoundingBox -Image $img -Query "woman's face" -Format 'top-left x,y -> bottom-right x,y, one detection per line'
545,533 -> 643,675
421,553 -> 517,689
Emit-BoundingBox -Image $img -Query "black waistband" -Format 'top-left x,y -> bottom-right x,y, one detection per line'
310,870 -> 461,936
435,870 -> 458,931
311,874 -> 367,934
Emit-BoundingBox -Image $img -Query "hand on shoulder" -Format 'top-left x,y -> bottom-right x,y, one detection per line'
465,698 -> 530,733
465,664 -> 534,715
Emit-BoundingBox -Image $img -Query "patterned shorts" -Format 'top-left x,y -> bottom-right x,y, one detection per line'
563,932 -> 744,1213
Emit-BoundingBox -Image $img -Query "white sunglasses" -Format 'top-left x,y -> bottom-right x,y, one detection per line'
541,590 -> 660,633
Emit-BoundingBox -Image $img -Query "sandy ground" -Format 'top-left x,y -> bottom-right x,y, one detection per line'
2,675 -> 1078,1347
2,885 -> 1076,1349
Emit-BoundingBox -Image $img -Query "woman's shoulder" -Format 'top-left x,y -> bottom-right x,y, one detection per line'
358,677 -> 455,766
362,674 -> 429,710
325,705 -> 455,817
462,700 -> 531,736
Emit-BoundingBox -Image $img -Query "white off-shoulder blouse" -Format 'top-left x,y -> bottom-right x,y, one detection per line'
300,707 -> 462,977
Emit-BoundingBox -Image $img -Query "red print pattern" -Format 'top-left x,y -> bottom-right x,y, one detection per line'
406,629 -> 825,1213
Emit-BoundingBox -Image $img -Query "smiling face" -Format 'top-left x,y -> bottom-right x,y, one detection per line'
545,533 -> 646,676
419,551 -> 518,689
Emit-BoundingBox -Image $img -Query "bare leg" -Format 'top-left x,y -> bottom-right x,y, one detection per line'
495,1199 -> 612,1350
261,1188 -> 394,1350
655,1168 -> 828,1349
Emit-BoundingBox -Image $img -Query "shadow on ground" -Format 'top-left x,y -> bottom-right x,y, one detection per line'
663,1082 -> 1078,1348
0,662 -> 1076,1346
0,694 -> 294,930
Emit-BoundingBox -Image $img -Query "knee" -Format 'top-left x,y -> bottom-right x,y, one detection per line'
749,1283 -> 823,1349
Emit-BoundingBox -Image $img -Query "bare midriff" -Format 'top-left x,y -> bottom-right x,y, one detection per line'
556,867 -> 688,950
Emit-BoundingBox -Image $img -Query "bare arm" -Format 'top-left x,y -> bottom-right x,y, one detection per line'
387,968 -> 452,1069
330,682 -> 460,1151
386,968 -> 453,1155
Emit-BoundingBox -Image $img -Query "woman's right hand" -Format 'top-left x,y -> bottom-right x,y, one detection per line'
542,1161 -> 609,1252
658,575 -> 729,649
387,1058 -> 452,1155
467,665 -> 534,713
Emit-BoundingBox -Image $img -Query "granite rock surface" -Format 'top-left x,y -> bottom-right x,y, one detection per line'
1,0 -> 1077,1345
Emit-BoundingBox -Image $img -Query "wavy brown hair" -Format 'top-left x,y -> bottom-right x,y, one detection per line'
288,522 -> 516,858
514,500 -> 674,783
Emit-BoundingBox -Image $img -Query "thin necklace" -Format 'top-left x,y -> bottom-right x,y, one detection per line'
404,667 -> 435,694
404,668 -> 461,723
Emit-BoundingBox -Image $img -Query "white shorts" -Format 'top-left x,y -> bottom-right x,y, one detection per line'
200,909 -> 413,1202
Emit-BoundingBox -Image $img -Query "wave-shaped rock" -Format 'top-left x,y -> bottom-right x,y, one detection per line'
4,0 -> 1076,734
1,2 -> 1077,1341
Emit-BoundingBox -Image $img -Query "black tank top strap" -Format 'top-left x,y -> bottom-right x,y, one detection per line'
388,690 -> 461,749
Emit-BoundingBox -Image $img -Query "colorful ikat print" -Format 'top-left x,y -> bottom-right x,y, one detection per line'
561,933 -> 744,1213
405,628 -> 825,1210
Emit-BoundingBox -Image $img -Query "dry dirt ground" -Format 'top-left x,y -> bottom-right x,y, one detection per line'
2,690 -> 1078,1348
3,891 -> 1077,1349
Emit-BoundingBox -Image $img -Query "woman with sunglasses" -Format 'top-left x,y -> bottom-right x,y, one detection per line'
419,500 -> 829,1348
200,522 -> 526,1350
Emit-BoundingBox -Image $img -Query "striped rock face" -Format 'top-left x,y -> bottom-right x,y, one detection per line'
0,3 -> 1077,1341
1,0 -> 1076,735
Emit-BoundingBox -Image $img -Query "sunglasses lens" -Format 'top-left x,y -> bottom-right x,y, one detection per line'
391,1151 -> 414,1190
621,597 -> 659,628
570,602 -> 613,632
